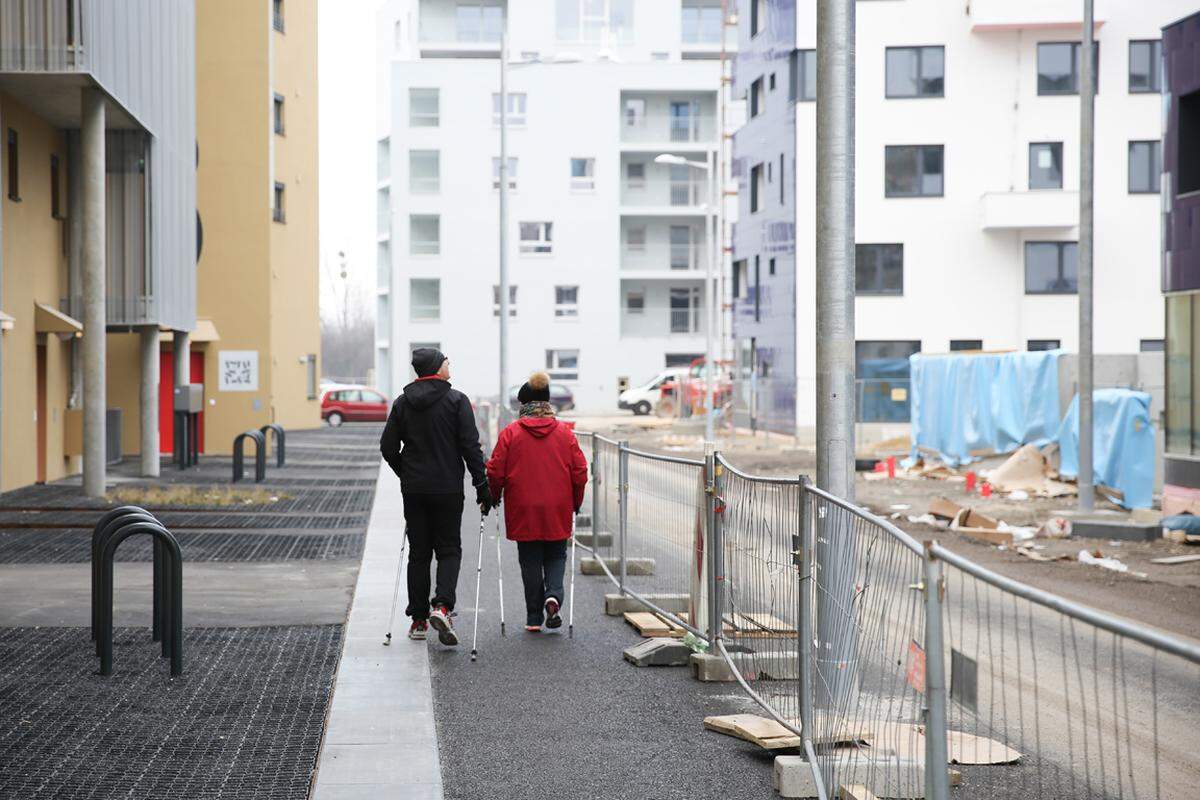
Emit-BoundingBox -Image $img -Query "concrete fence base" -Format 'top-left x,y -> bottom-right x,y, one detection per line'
604,593 -> 688,616
579,556 -> 654,576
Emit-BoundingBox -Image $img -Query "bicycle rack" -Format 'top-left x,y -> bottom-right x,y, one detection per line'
91,514 -> 184,677
259,423 -> 286,468
232,429 -> 266,483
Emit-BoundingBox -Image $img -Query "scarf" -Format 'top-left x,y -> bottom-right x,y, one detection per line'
519,401 -> 556,419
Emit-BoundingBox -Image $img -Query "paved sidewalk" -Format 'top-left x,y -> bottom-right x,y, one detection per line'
311,465 -> 443,800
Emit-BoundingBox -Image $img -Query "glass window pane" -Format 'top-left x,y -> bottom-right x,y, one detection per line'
1165,294 -> 1193,453
886,48 -> 919,97
1024,241 -> 1077,293
802,51 -> 816,101
556,0 -> 579,39
885,146 -> 919,196
409,88 -> 439,126
1029,142 -> 1063,189
920,146 -> 943,195
1128,141 -> 1160,193
1038,43 -> 1074,94
919,46 -> 944,95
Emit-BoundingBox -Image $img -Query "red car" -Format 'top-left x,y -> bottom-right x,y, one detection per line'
321,385 -> 390,426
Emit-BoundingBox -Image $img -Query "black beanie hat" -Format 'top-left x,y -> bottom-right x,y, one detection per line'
517,371 -> 551,403
411,347 -> 446,378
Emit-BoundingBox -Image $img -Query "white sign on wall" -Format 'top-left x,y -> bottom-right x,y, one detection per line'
218,350 -> 259,392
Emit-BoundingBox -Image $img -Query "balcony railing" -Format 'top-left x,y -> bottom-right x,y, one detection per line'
620,307 -> 707,338
621,243 -> 708,272
621,179 -> 709,208
418,0 -> 503,45
0,0 -> 86,72
621,113 -> 717,145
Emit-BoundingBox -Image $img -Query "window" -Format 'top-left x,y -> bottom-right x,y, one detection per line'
377,240 -> 392,288
789,49 -> 816,102
492,93 -> 527,126
410,214 -> 440,255
272,93 -> 285,135
1128,140 -> 1161,194
750,77 -> 765,117
1029,142 -> 1063,190
272,181 -> 285,222
409,88 -> 439,127
779,154 -> 785,204
377,187 -> 390,237
272,0 -> 284,32
750,0 -> 766,36
682,1 -> 722,44
1037,42 -> 1099,95
1139,338 -> 1164,352
492,285 -> 518,317
670,100 -> 701,142
1182,91 -> 1200,195
394,20 -> 403,48
669,164 -> 698,206
555,286 -> 579,318
409,150 -> 440,193
885,46 -> 945,98
652,51 -> 669,61
625,290 -> 645,314
855,244 -> 904,296
624,98 -> 646,128
545,348 -> 580,380
753,256 -> 760,321
855,340 -> 921,422
519,221 -> 553,254
1027,339 -> 1061,352
1024,241 -> 1078,294
6,129 -> 18,201
555,0 -> 633,44
768,257 -> 775,276
750,163 -> 764,212
410,279 -> 440,321
884,145 -> 944,197
305,354 -> 317,399
570,157 -> 595,190
492,157 -> 518,190
377,137 -> 390,182
670,225 -> 694,270
950,340 -> 982,352
670,286 -> 701,333
455,1 -> 503,42
626,162 -> 646,189
1128,40 -> 1161,93
732,259 -> 748,299
50,154 -> 63,219
769,74 -> 776,91
626,225 -> 646,252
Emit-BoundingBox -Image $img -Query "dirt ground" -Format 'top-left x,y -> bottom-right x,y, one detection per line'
568,413 -> 1200,642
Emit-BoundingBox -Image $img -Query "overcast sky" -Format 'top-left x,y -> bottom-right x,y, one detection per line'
317,0 -> 379,322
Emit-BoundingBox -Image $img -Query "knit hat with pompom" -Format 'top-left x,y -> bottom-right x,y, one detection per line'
517,371 -> 551,403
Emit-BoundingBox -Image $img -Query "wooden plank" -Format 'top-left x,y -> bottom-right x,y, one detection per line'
723,612 -> 796,637
838,785 -> 879,800
622,611 -> 685,638
702,714 -> 802,750
1149,554 -> 1200,565
946,731 -> 1022,765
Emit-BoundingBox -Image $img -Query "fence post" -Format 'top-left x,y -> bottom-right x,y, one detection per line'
705,446 -> 724,647
798,475 -> 814,739
618,439 -> 629,594
591,435 -> 600,537
922,541 -> 951,800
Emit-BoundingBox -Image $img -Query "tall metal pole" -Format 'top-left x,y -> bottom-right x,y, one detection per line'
704,149 -> 716,442
814,0 -> 857,709
498,26 -> 510,426
81,88 -> 107,498
1078,0 -> 1095,511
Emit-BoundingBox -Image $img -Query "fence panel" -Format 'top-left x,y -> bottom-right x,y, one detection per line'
590,436 -> 621,565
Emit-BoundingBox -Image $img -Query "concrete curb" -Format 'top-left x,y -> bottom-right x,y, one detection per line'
580,556 -> 654,576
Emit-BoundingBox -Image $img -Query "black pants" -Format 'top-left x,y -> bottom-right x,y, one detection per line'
402,493 -> 464,619
516,540 -> 568,626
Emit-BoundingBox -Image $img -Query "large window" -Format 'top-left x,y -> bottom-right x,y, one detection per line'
570,157 -> 595,190
669,286 -> 701,333
492,157 -> 518,190
1024,241 -> 1078,294
1037,42 -> 1099,95
856,244 -> 903,296
555,0 -> 633,43
625,290 -> 645,314
546,349 -> 580,380
1182,91 -> 1200,195
789,49 -> 816,102
410,279 -> 440,321
1128,40 -> 1161,93
626,224 -> 646,252
519,221 -> 553,254
884,145 -> 944,197
1029,142 -> 1063,189
409,150 -> 440,193
670,225 -> 695,270
410,214 -> 440,255
409,88 -> 439,127
455,1 -> 503,42
492,285 -> 517,317
1165,294 -> 1198,455
492,92 -> 527,126
625,161 -> 646,189
681,1 -> 721,45
1128,140 -> 1161,194
885,46 -> 945,98
555,285 -> 579,318
855,340 -> 920,422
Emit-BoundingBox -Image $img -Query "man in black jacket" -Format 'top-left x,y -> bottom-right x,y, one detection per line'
380,347 -> 492,646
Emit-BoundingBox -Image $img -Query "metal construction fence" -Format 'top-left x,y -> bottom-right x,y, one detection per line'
573,430 -> 1200,800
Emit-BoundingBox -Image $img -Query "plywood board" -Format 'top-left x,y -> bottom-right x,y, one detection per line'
703,714 -> 802,750
947,731 -> 1022,765
724,612 -> 796,637
623,611 -> 685,638
839,786 -> 879,800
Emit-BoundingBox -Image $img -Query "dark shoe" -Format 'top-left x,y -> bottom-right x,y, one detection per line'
408,619 -> 428,641
544,597 -> 562,630
429,605 -> 458,646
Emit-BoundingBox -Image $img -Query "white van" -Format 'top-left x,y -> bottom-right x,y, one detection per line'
618,369 -> 687,416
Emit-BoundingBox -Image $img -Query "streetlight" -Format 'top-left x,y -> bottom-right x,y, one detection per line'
653,152 -> 719,442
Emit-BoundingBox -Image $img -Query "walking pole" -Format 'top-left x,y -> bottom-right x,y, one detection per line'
469,516 -> 486,662
382,524 -> 408,646
568,514 -> 577,639
495,513 -> 507,636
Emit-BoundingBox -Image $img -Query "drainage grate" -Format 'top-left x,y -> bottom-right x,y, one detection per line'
0,510 -> 369,531
0,625 -> 342,800
0,529 -> 365,564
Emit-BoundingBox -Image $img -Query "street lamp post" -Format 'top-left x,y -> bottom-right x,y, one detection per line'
499,29 -> 511,427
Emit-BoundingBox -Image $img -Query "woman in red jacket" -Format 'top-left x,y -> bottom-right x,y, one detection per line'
486,372 -> 588,632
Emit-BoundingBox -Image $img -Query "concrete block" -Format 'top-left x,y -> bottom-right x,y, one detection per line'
774,756 -> 927,799
623,637 -> 694,667
604,593 -> 689,616
773,756 -> 820,798
1070,516 -> 1161,542
690,652 -> 738,682
688,649 -> 799,681
580,556 -> 654,576
575,513 -> 593,530
575,530 -> 614,548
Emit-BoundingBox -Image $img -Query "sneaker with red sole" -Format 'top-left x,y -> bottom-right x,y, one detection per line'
544,597 -> 562,630
408,619 -> 428,641
428,605 -> 459,646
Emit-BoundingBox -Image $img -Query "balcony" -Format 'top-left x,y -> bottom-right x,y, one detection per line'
418,0 -> 503,57
621,158 -> 711,212
620,280 -> 707,339
980,190 -> 1078,231
681,1 -> 737,57
968,0 -> 1105,32
621,112 -> 717,147
620,218 -> 709,274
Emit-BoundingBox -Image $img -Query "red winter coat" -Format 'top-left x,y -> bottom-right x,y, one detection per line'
486,417 -> 588,542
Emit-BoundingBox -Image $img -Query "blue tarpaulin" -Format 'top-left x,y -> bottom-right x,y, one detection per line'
908,350 -> 1062,466
1057,389 -> 1156,510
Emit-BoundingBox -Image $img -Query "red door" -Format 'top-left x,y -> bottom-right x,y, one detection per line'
159,350 -> 205,454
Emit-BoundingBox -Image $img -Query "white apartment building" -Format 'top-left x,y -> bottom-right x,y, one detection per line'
734,0 -> 1189,433
374,0 -> 738,410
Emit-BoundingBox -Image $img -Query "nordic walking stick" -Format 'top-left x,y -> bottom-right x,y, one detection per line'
469,516 -> 486,662
495,513 -> 506,636
383,524 -> 408,646
568,514 -> 577,639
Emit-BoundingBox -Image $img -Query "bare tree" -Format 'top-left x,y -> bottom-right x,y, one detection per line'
321,250 -> 374,384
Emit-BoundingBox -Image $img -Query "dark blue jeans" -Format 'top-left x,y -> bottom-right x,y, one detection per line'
516,540 -> 568,626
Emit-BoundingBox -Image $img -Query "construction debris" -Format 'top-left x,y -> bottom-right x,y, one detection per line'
703,714 -> 803,750
987,444 -> 1076,498
1015,545 -> 1072,562
1078,549 -> 1128,573
1149,554 -> 1200,565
